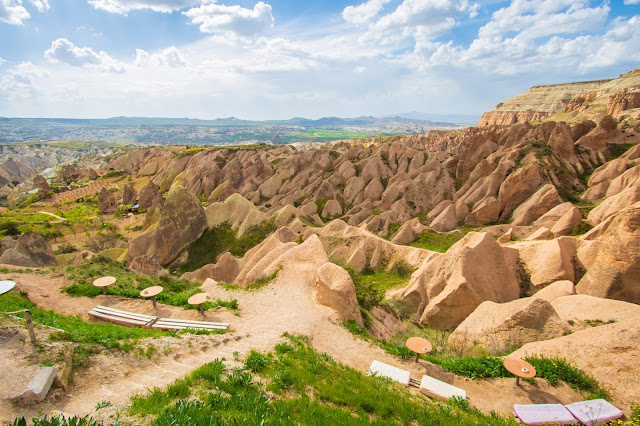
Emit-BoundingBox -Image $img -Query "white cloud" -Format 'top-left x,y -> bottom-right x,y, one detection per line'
89,0 -> 198,14
0,0 -> 30,25
0,61 -> 49,102
44,38 -> 125,73
343,0 -> 391,25
183,1 -> 274,37
0,57 -> 5,65
28,0 -> 49,12
135,46 -> 187,67
624,0 -> 640,4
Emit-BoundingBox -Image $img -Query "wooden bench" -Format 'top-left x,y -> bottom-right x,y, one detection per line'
89,305 -> 157,328
152,318 -> 230,331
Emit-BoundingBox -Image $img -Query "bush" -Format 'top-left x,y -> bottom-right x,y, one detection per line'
86,233 -> 119,252
0,221 -> 20,236
55,242 -> 77,254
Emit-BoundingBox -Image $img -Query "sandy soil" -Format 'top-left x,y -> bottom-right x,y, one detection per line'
0,266 -> 586,424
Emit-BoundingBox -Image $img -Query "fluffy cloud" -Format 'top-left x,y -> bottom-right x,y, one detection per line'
0,0 -> 50,25
342,0 -> 391,24
183,1 -> 274,37
623,0 -> 640,4
0,0 -> 30,25
44,38 -> 125,72
135,46 -> 187,67
89,0 -> 198,14
28,0 -> 49,12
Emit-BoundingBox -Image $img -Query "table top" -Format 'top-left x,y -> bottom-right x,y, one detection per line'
503,358 -> 536,378
93,276 -> 116,287
188,293 -> 211,305
0,280 -> 16,296
140,286 -> 163,297
406,337 -> 433,354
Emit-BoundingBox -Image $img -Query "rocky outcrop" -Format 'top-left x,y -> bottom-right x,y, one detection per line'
97,187 -> 116,213
391,218 -> 428,245
0,233 -> 57,267
533,202 -> 582,236
513,237 -> 577,289
315,262 -> 363,325
532,280 -> 575,302
130,255 -> 164,276
577,204 -> 640,303
551,294 -> 640,324
392,232 -> 520,329
123,183 -> 137,205
33,175 -> 50,197
138,181 -> 162,210
181,252 -> 241,284
128,185 -> 207,265
448,297 -> 568,349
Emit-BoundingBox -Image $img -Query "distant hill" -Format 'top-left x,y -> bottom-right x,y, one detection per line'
479,67 -> 640,126
381,111 -> 481,125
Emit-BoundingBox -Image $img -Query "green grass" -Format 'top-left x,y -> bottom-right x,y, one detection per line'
176,221 -> 276,273
244,267 -> 280,291
123,333 -> 519,425
410,225 -> 478,253
0,291 -> 163,365
64,256 -> 238,311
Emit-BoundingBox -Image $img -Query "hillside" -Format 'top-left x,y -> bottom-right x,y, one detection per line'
479,68 -> 640,126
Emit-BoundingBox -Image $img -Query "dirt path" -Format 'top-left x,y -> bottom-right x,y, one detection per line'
37,211 -> 66,222
0,267 -> 584,423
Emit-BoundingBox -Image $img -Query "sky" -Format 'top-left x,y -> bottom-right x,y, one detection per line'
0,0 -> 639,120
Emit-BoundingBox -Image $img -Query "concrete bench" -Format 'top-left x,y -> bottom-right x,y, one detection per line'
565,399 -> 623,425
367,360 -> 411,387
13,367 -> 56,403
514,403 -> 578,425
152,318 -> 230,331
419,375 -> 467,401
89,305 -> 157,328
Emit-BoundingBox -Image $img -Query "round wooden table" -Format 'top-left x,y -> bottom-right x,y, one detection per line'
93,276 -> 116,295
140,286 -> 163,309
188,293 -> 211,314
503,358 -> 536,386
0,280 -> 16,296
406,337 -> 433,363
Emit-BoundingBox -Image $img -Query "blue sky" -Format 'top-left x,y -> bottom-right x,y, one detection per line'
0,0 -> 639,119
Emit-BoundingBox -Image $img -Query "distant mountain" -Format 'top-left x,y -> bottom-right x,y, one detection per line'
381,111 -> 481,125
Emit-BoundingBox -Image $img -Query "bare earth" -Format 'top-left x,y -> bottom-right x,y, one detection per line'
1,266 -> 584,424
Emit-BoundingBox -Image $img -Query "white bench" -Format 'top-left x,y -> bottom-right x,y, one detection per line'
89,305 -> 157,328
152,318 -> 230,331
419,375 -> 467,400
367,360 -> 411,386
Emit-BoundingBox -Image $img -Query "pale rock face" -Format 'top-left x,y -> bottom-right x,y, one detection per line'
363,178 -> 384,201
548,122 -> 574,156
498,162 -> 546,220
394,232 -> 521,330
551,294 -> 640,323
605,165 -> 640,198
587,185 -> 640,225
391,218 -> 428,245
128,185 -> 207,265
514,237 -> 577,289
510,184 -> 562,226
0,232 -> 57,267
97,187 -> 116,213
235,227 -> 298,285
314,262 -> 363,325
588,157 -> 629,187
138,181 -> 161,210
430,199 -> 469,232
533,202 -> 583,236
526,227 -> 554,241
448,297 -> 568,349
582,181 -> 609,200
321,199 -> 342,219
465,197 -> 500,226
532,280 -> 575,302
578,204 -> 640,303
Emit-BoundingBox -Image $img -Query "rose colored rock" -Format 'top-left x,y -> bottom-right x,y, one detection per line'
578,204 -> 640,303
465,197 -> 500,226
533,202 -> 583,236
123,183 -> 137,205
391,218 -> 428,245
548,122 -> 574,156
393,232 -> 520,329
514,237 -> 577,289
314,262 -> 363,325
449,297 -> 568,349
498,162 -> 546,220
138,181 -> 161,210
0,232 -> 57,267
525,227 -> 554,241
97,187 -> 117,213
532,280 -> 575,302
321,199 -> 342,219
511,184 -> 562,226
588,185 -> 640,225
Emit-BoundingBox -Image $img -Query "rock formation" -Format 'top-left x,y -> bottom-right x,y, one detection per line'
97,187 -> 116,213
0,233 -> 57,267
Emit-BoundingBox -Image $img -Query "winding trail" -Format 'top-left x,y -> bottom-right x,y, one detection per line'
0,268 -> 583,423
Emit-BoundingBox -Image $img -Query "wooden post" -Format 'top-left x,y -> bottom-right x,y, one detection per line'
516,376 -> 520,386
152,296 -> 157,309
199,304 -> 204,314
24,310 -> 37,344
415,353 -> 420,363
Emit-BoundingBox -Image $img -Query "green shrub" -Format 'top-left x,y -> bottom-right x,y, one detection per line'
244,350 -> 270,373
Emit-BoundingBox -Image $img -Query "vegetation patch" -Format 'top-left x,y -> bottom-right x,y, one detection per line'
177,221 -> 276,273
410,225 -> 478,253
64,257 -> 237,311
